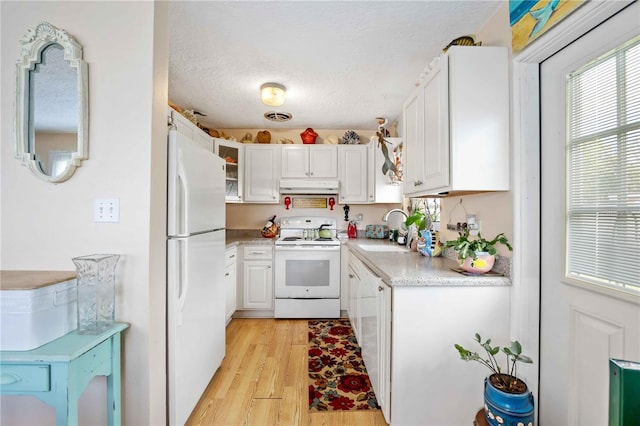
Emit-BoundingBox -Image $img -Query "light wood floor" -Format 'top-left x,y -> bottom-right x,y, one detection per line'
186,318 -> 388,426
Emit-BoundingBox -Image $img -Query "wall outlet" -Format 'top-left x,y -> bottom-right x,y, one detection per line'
94,198 -> 120,223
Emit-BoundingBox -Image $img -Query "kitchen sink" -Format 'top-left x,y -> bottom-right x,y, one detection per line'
358,244 -> 408,253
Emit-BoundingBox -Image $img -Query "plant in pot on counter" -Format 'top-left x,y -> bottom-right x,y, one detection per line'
443,229 -> 511,274
405,210 -> 431,254
455,333 -> 534,426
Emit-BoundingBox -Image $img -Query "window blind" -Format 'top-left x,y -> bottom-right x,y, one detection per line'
566,35 -> 640,294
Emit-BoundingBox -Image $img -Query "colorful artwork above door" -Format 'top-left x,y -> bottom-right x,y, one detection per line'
510,0 -> 585,53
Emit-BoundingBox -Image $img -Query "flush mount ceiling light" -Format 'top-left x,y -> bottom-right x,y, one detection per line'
261,83 -> 286,106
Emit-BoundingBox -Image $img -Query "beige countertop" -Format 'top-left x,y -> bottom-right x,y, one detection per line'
225,229 -> 275,247
346,239 -> 511,288
224,230 -> 511,287
1,270 -> 77,290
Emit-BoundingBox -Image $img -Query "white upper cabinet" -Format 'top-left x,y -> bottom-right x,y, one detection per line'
338,144 -> 371,203
214,138 -> 244,203
244,145 -> 280,203
281,145 -> 338,178
402,90 -> 425,193
169,108 -> 213,152
402,46 -> 510,197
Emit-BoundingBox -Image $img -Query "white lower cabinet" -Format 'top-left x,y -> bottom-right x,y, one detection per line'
224,246 -> 237,324
348,247 -> 510,425
347,257 -> 362,342
241,246 -> 273,310
348,251 -> 390,420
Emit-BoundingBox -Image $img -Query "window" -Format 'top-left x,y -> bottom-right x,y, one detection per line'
566,35 -> 640,294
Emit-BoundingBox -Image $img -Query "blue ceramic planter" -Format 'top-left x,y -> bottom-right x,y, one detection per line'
484,375 -> 534,426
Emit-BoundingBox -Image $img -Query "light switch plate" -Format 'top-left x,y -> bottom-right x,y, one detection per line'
94,198 -> 120,222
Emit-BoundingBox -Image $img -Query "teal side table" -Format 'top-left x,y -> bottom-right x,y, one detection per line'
1,322 -> 129,425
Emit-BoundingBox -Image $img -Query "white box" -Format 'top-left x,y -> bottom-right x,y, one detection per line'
1,278 -> 77,350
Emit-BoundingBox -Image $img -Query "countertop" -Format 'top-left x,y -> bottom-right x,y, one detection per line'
224,230 -> 511,288
226,229 -> 275,247
346,239 -> 511,288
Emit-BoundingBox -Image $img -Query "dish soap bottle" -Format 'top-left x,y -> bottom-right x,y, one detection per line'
347,221 -> 357,239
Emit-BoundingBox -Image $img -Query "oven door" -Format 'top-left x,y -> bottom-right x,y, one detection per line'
274,245 -> 341,298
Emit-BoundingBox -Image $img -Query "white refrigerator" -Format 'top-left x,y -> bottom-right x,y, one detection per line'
167,128 -> 226,425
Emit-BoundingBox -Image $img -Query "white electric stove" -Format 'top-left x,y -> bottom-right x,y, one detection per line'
274,217 -> 341,318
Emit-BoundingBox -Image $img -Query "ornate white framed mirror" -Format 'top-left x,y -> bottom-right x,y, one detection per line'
15,22 -> 88,183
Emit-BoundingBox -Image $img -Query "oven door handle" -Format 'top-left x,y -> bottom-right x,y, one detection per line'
275,245 -> 340,251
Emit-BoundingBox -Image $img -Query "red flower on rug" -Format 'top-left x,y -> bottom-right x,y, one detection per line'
328,396 -> 356,410
338,374 -> 371,394
308,319 -> 379,412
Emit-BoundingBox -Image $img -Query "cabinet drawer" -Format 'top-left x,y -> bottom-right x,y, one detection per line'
0,364 -> 50,392
225,247 -> 237,267
243,246 -> 272,260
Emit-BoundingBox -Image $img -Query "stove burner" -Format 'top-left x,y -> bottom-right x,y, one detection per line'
282,237 -> 300,241
316,237 -> 333,241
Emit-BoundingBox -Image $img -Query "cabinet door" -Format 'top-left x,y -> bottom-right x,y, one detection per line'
309,146 -> 338,178
242,260 -> 273,309
422,56 -> 450,191
347,264 -> 361,342
244,145 -> 279,203
224,263 -> 236,324
170,109 -> 213,151
402,88 -> 426,195
170,109 -> 194,139
281,146 -> 309,178
195,131 -> 214,152
215,139 -> 244,203
377,282 -> 391,422
338,145 -> 369,203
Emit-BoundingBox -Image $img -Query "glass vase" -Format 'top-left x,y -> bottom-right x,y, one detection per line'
72,254 -> 120,334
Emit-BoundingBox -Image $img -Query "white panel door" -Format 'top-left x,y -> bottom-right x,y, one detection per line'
540,5 -> 640,425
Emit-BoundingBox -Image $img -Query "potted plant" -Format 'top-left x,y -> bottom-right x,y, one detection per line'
443,229 -> 512,273
405,210 -> 430,233
405,210 -> 431,253
455,333 -> 534,426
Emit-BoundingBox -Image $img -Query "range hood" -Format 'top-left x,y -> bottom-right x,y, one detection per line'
279,179 -> 339,195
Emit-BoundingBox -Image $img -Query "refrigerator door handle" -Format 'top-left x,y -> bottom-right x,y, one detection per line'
177,163 -> 189,236
176,239 -> 188,326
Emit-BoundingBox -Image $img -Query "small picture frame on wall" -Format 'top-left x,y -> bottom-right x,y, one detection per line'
292,197 -> 328,209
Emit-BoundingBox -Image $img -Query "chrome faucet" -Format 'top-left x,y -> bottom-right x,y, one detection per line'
382,208 -> 408,222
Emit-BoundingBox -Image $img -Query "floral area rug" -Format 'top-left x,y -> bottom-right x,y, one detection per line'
308,319 -> 380,411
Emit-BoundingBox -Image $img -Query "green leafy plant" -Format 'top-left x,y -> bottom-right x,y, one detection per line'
455,333 -> 533,394
444,229 -> 512,261
405,210 -> 429,232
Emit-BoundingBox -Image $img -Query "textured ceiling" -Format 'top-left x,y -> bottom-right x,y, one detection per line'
168,1 -> 503,131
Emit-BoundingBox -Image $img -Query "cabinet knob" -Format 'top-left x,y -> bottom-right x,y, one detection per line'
225,272 -> 230,277
378,286 -> 384,292
414,180 -> 423,186
310,172 -> 314,176
349,274 -> 354,278
267,265 -> 272,269
230,254 -> 235,258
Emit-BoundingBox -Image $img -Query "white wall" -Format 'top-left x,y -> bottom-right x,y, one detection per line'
0,2 -> 168,425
